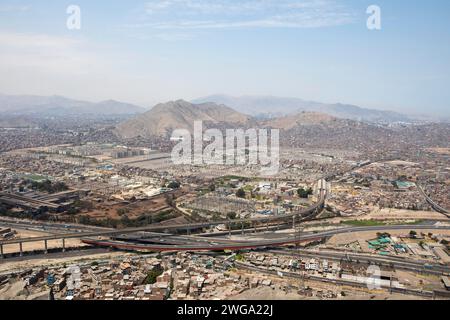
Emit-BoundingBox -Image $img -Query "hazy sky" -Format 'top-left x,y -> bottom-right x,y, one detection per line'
0,0 -> 449,116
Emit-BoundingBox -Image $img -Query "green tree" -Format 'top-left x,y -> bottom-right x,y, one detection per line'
167,181 -> 181,189
227,212 -> 237,220
235,253 -> 245,261
144,266 -> 164,285
32,180 -> 68,193
117,208 -> 129,216
78,215 -> 92,225
74,200 -> 93,211
121,215 -> 131,227
297,188 -> 309,198
67,207 -> 79,215
298,188 -> 303,198
236,188 -> 246,198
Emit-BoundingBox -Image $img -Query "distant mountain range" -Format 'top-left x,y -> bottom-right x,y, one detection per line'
2,94 -> 446,152
0,94 -> 145,116
113,101 -> 449,153
192,94 -> 418,123
1,93 -> 443,124
116,100 -> 251,138
1,93 -> 447,137
114,99 -> 392,144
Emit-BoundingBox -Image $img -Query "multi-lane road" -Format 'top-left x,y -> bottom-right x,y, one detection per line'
268,248 -> 450,275
417,184 -> 450,216
233,261 -> 437,299
80,223 -> 450,252
0,186 -> 326,249
1,164 -> 448,259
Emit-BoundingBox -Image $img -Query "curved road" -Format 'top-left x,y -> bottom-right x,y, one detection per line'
81,224 -> 450,252
0,189 -> 326,246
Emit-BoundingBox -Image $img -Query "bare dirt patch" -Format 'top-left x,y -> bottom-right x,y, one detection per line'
2,228 -> 85,255
363,208 -> 448,221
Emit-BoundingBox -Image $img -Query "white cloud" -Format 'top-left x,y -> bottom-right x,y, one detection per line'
135,0 -> 356,30
0,4 -> 31,13
145,0 -> 173,14
0,32 -> 94,74
0,31 -> 170,104
137,13 -> 355,30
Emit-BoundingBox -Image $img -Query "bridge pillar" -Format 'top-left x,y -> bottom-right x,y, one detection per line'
228,223 -> 231,237
0,244 -> 3,258
292,216 -> 296,229
62,238 -> 66,252
44,240 -> 48,254
241,222 -> 244,235
19,242 -> 23,256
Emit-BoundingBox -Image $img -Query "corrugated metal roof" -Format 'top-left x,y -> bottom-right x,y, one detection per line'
442,276 -> 450,288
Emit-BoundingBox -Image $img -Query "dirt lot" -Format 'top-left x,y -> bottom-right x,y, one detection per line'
328,229 -> 450,245
362,208 -> 448,221
86,196 -> 171,220
2,228 -> 85,255
396,270 -> 442,291
327,229 -> 450,254
232,286 -> 316,300
0,251 -> 132,274
426,148 -> 450,155
231,273 -> 425,300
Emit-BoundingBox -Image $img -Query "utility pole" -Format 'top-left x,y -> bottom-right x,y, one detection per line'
389,276 -> 392,295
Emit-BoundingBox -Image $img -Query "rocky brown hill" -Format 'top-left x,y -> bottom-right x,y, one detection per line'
193,94 -> 417,123
261,111 -> 337,130
115,100 -> 251,138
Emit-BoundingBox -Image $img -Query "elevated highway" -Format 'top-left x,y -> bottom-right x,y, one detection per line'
80,224 -> 450,252
418,184 -> 450,216
0,190 -> 325,246
2,163 -> 445,257
0,192 -> 61,210
0,187 -> 326,257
